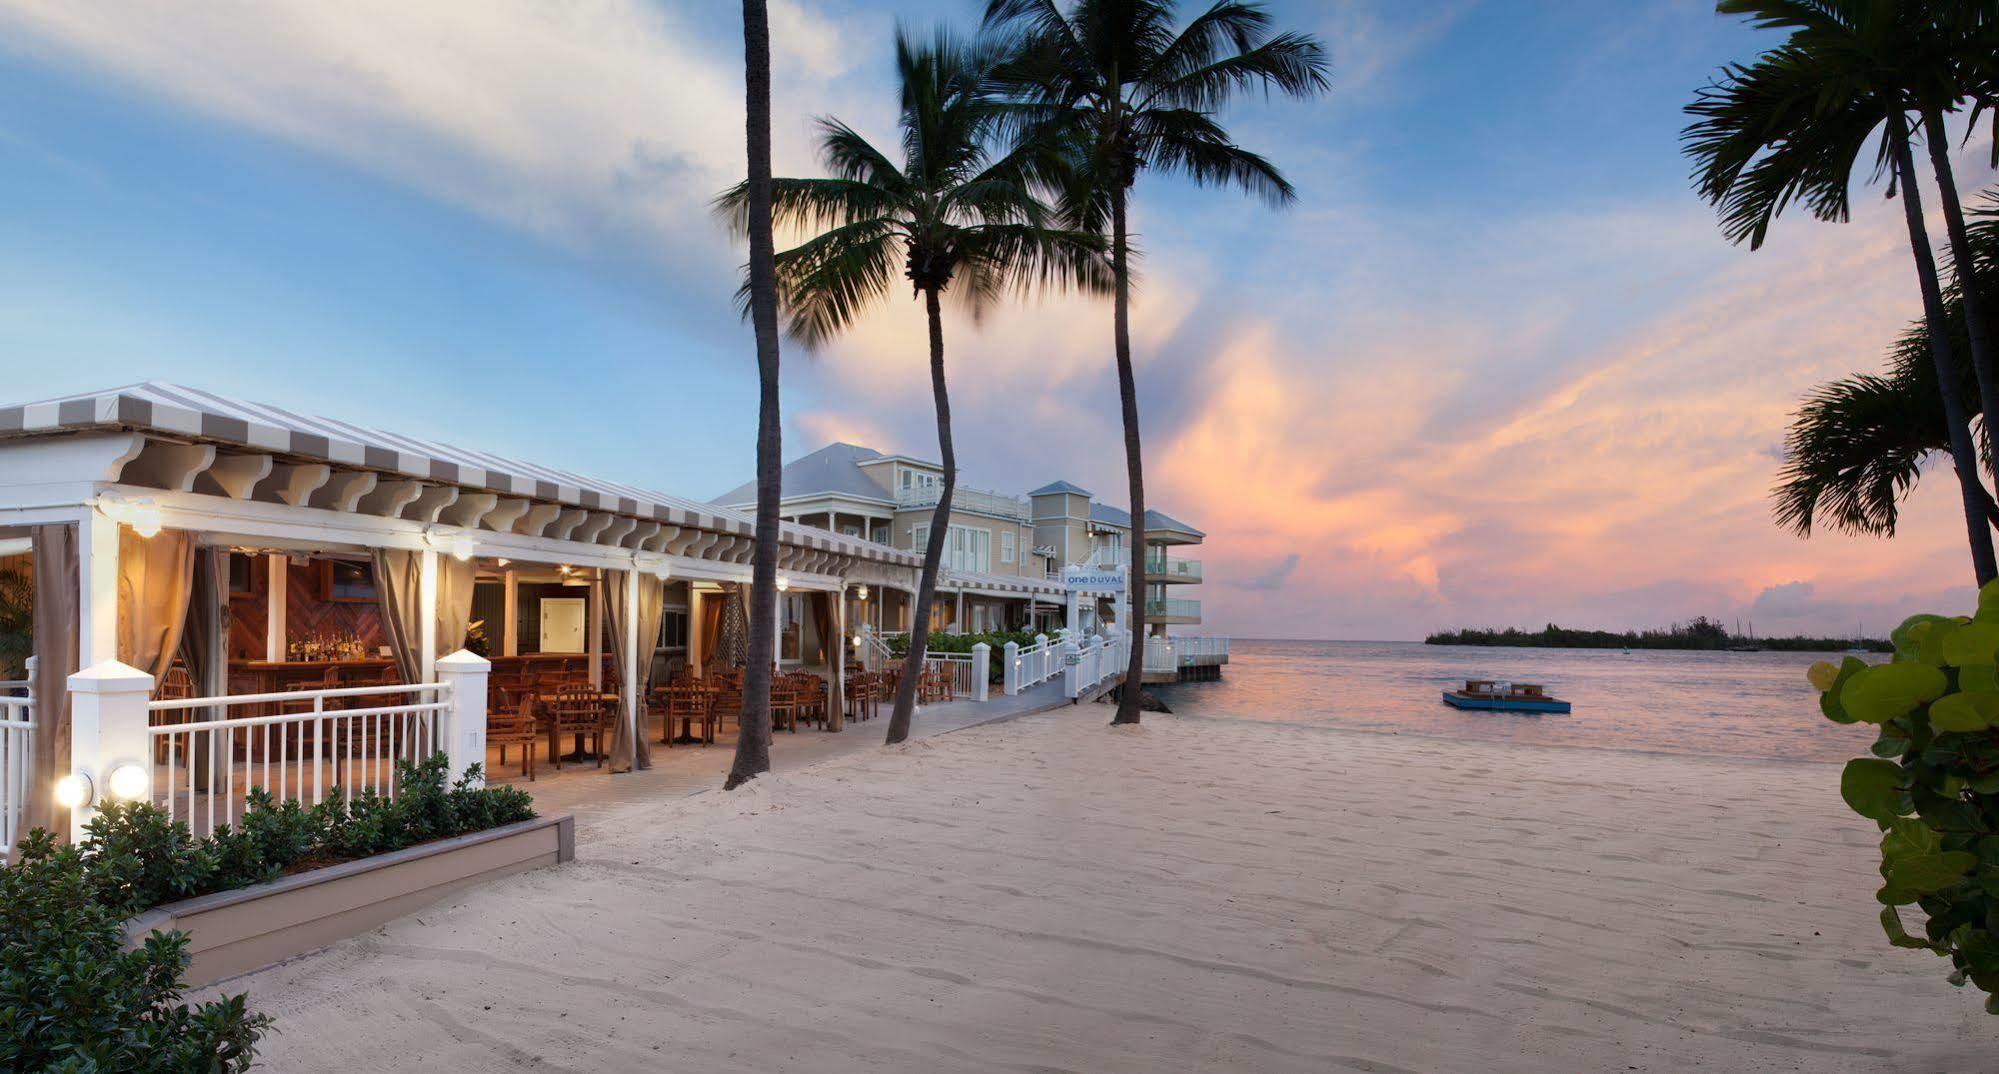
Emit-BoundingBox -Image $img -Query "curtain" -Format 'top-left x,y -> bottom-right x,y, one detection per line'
116,527 -> 195,682
603,570 -> 663,772
372,549 -> 479,685
373,549 -> 422,685
178,548 -> 228,790
808,590 -> 833,665
698,589 -> 725,674
25,524 -> 78,840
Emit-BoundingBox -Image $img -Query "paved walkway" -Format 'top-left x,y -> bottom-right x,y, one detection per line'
504,678 -> 1079,832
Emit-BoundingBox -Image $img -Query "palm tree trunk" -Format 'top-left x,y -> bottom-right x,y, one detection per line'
726,0 -> 778,789
1891,116 -> 1998,586
886,285 -> 955,744
1924,109 -> 1999,479
1110,183 -> 1147,724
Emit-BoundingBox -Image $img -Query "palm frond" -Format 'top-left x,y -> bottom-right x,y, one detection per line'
753,219 -> 902,350
1132,108 -> 1295,204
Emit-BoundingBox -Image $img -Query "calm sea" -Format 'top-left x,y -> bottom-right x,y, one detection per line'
1152,638 -> 1881,764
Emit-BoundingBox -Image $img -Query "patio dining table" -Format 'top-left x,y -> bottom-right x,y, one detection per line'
530,687 -> 619,763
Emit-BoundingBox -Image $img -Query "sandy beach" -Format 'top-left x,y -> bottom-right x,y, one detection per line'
229,708 -> 1991,1073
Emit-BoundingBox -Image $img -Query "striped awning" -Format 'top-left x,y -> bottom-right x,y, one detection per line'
941,567 -> 1069,599
0,382 -> 916,566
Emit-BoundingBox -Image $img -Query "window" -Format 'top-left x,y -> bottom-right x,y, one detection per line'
945,526 -> 990,573
1001,530 -> 1015,565
872,524 -> 889,544
901,469 -> 913,489
913,523 -> 929,549
841,524 -> 861,537
780,594 -> 804,661
658,608 -> 689,651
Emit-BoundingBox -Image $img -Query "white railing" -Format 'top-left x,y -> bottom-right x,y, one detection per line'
1,695 -> 31,861
1144,555 -> 1202,582
1145,598 -> 1201,620
895,484 -> 1029,521
1173,636 -> 1230,662
925,652 -> 975,698
0,678 -> 29,696
1065,632 -> 1128,699
147,681 -> 451,834
1144,636 -> 1178,675
1004,634 -> 1058,694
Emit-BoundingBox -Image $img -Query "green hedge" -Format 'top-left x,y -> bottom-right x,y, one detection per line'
0,754 -> 536,1069
1812,581 -> 1999,1014
884,630 -> 1051,681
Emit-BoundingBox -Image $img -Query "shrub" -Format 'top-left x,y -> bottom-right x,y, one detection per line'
0,829 -> 271,1072
1811,581 -> 1999,1013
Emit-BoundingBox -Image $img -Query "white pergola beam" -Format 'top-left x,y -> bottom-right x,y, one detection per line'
255,463 -> 331,507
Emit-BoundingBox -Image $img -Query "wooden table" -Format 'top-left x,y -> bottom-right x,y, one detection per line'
532,689 -> 618,763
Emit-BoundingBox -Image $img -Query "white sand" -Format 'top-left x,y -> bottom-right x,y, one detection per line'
231,709 -> 1992,1072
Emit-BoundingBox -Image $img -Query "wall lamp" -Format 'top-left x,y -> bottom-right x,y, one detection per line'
97,494 -> 163,538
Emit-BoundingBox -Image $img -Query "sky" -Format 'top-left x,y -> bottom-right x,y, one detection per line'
0,0 -> 1993,641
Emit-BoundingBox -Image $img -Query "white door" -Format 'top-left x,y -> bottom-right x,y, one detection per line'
540,597 -> 586,654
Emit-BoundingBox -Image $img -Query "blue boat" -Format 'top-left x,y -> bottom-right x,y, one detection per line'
1442,679 -> 1571,714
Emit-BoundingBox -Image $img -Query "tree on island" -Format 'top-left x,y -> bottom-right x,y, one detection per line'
982,0 -> 1330,724
1685,0 -> 1999,585
720,28 -> 1105,746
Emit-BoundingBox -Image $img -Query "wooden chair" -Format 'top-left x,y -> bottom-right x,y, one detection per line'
663,682 -> 718,746
768,678 -> 801,734
490,696 -> 540,781
791,675 -> 829,729
547,682 -> 610,769
152,663 -> 197,762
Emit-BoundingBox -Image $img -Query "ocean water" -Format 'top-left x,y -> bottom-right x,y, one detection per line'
1152,638 -> 1881,764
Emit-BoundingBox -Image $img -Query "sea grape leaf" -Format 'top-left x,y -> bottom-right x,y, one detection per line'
1871,733 -> 1911,759
1945,622 -> 1999,666
1884,851 -> 1977,896
1808,660 -> 1841,692
1977,579 -> 1999,623
1820,657 -> 1870,723
1841,663 -> 1949,724
1930,692 -> 1999,733
1882,817 -> 1941,859
1883,906 -> 1938,949
1843,758 -> 1908,822
1895,615 -> 1956,662
1962,666 -> 1999,693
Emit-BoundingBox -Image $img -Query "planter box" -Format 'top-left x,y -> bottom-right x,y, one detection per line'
125,815 -> 574,987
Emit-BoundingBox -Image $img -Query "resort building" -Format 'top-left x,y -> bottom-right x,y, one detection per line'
712,442 -> 1211,639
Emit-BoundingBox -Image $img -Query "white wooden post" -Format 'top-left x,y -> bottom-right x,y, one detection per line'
1062,636 -> 1082,698
434,649 -> 489,785
67,659 -> 153,842
501,567 -> 519,658
1065,590 -> 1080,640
1002,641 -> 1020,696
418,548 -> 439,684
79,509 -> 119,666
586,575 -> 603,689
623,568 -> 640,766
831,593 -> 846,731
971,642 -> 990,703
265,553 -> 287,661
688,588 -> 705,678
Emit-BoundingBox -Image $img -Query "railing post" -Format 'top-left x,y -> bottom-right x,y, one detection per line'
1002,641 -> 1019,696
972,643 -> 991,703
434,649 -> 490,786
1062,637 -> 1081,698
67,659 -> 154,843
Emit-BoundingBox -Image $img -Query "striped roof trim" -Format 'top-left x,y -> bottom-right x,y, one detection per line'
941,568 -> 1069,598
0,383 -> 916,566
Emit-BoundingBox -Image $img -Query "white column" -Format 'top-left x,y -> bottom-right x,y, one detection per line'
1065,590 -> 1081,639
78,509 -> 120,667
434,649 -> 490,786
623,568 -> 640,762
831,594 -> 846,731
688,589 -> 705,678
971,642 -> 990,702
955,590 -> 965,634
1002,640 -> 1020,695
264,553 -> 287,662
418,548 -> 439,684
1062,636 -> 1082,698
501,568 -> 519,658
67,659 -> 153,842
587,575 -> 603,688
773,591 -> 784,664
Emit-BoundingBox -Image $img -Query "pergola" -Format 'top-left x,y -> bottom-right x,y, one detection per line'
0,382 -> 922,836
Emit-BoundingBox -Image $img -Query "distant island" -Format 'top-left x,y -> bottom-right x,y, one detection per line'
1425,616 -> 1889,653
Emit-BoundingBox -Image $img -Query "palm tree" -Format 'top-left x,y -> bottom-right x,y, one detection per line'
720,28 -> 1106,745
1777,192 -> 1999,539
982,0 -> 1330,724
723,0 -> 781,791
1684,0 -> 1997,585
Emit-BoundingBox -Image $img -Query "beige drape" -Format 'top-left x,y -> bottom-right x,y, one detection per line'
25,524 -> 78,840
117,527 -> 195,682
373,549 -> 479,685
699,588 -> 726,673
604,569 -> 662,772
179,548 -> 228,789
808,591 -> 833,665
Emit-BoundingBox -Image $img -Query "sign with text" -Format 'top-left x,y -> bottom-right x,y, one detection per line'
1063,567 -> 1125,590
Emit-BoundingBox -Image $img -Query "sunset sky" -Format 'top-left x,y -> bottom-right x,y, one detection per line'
1,0 -> 1993,640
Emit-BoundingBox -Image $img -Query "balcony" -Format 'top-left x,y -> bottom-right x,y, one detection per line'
1144,555 -> 1201,583
1144,598 -> 1201,623
895,484 -> 1028,522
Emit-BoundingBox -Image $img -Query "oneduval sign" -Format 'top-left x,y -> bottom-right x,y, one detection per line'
1063,567 -> 1125,590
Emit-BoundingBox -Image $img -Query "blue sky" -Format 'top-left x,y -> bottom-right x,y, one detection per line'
0,1 -> 1988,639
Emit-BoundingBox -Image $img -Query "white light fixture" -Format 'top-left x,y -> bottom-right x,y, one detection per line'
776,576 -> 789,592
54,771 -> 93,810
495,557 -> 511,568
107,763 -> 148,801
448,535 -> 476,561
856,584 -> 869,601
98,495 -> 163,538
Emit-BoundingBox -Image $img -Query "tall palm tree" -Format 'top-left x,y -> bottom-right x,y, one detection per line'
724,0 -> 781,791
720,28 -> 1106,745
1776,192 -> 1999,539
1685,0 -> 1997,585
982,0 -> 1330,724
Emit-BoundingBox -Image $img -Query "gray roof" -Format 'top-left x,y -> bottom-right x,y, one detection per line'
0,382 -> 914,564
1089,503 -> 1205,538
1029,480 -> 1092,497
712,442 -> 896,508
